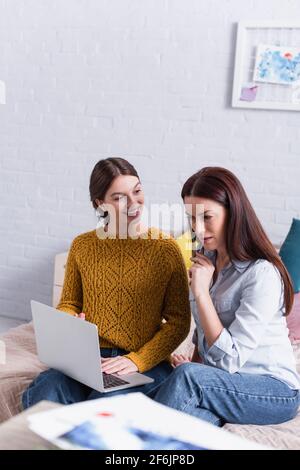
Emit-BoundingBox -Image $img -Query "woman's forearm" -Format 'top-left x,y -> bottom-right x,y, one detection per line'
195,292 -> 224,349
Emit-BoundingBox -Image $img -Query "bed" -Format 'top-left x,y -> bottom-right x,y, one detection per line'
0,252 -> 299,449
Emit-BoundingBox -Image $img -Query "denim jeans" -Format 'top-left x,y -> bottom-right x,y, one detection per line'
22,348 -> 173,410
154,362 -> 300,427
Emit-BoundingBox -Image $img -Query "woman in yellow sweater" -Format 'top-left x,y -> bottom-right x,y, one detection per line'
22,158 -> 191,408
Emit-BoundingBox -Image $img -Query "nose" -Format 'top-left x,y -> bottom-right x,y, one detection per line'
129,192 -> 143,206
127,195 -> 134,206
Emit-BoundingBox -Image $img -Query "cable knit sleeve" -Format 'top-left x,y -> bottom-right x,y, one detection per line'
124,239 -> 191,372
56,238 -> 83,316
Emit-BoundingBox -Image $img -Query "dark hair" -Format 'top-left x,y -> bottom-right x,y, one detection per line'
182,166 -> 294,316
89,158 -> 140,213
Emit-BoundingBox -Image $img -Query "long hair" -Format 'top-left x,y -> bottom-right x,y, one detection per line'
182,167 -> 294,315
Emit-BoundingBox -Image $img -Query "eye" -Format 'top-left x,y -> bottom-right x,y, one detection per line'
204,215 -> 212,220
134,188 -> 142,194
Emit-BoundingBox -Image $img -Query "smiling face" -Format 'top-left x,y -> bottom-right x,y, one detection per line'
184,195 -> 228,252
96,175 -> 145,233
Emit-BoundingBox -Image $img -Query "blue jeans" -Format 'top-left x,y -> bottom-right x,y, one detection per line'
154,362 -> 300,427
22,348 -> 173,409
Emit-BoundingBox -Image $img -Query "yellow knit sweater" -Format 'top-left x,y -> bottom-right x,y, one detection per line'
56,227 -> 191,373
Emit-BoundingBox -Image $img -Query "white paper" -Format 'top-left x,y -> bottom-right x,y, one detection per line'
28,392 -> 270,450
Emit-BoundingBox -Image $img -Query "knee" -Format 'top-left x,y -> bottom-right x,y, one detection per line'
36,369 -> 72,388
21,370 -> 54,409
157,363 -> 200,392
22,368 -> 72,408
173,362 -> 201,380
154,363 -> 201,406
172,363 -> 217,388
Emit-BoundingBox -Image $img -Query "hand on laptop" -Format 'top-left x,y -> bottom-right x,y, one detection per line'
101,356 -> 138,375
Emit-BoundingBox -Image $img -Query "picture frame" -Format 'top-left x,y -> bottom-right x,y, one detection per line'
232,21 -> 300,111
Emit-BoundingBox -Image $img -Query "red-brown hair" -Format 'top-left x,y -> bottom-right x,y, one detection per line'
182,167 -> 294,315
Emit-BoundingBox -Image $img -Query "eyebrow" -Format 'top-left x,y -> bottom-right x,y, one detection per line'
110,182 -> 141,197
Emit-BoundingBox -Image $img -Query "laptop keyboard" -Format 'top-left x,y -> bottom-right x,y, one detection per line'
103,373 -> 130,389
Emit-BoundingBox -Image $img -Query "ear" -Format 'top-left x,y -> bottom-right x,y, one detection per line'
95,199 -> 107,213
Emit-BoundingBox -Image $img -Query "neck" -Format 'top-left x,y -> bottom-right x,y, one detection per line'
216,248 -> 230,271
104,222 -> 149,239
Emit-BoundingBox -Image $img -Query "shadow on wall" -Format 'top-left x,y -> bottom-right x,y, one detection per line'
225,23 -> 238,109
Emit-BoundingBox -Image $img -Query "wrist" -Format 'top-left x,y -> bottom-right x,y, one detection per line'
194,290 -> 211,303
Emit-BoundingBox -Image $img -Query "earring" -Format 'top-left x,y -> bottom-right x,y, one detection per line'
96,205 -> 110,227
96,205 -> 106,220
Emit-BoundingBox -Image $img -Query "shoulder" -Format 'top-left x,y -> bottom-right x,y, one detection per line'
244,259 -> 282,289
70,230 -> 96,251
250,259 -> 280,275
148,228 -> 186,266
149,229 -> 183,253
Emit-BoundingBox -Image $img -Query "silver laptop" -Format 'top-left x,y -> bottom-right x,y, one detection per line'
31,300 -> 154,393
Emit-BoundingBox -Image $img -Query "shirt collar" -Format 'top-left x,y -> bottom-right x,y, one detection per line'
231,259 -> 253,273
203,250 -> 252,273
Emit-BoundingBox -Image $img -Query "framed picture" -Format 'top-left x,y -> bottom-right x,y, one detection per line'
232,21 -> 300,111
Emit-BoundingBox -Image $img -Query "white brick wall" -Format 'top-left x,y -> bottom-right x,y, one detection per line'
0,0 -> 300,321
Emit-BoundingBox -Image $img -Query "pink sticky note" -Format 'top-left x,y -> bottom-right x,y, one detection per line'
240,85 -> 258,102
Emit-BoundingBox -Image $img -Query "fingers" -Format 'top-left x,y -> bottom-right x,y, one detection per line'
75,312 -> 86,320
189,256 -> 214,275
116,367 -> 134,376
171,353 -> 191,367
101,356 -> 121,368
102,363 -> 125,375
171,354 -> 179,366
101,356 -> 119,366
190,255 -> 211,266
188,266 -> 199,283
101,357 -> 127,375
101,356 -> 138,375
190,261 -> 205,269
173,353 -> 187,361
